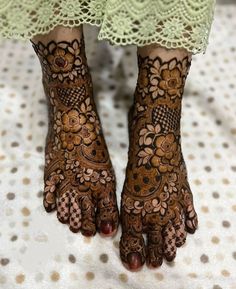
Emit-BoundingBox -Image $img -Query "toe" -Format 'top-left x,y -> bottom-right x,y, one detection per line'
43,173 -> 60,212
173,211 -> 187,247
43,191 -> 57,212
79,194 -> 96,237
96,191 -> 119,236
120,233 -> 145,271
181,188 -> 198,234
146,228 -> 163,268
57,191 -> 70,224
120,211 -> 145,271
69,190 -> 82,233
185,205 -> 198,234
163,222 -> 177,262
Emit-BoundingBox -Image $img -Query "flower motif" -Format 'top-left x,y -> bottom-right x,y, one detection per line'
60,131 -> 81,151
65,158 -> 80,172
44,170 -> 64,193
77,168 -> 94,183
148,58 -> 165,100
123,196 -> 135,212
143,200 -> 154,214
138,147 -> 154,166
164,173 -> 178,194
47,48 -> 74,73
137,65 -> 149,98
60,0 -> 81,18
45,152 -> 53,166
89,1 -> 104,18
159,61 -> 183,100
181,188 -> 193,206
113,12 -> 132,36
43,40 -> 83,81
162,18 -> 185,40
61,109 -> 85,133
100,170 -> 112,184
139,124 -> 161,146
80,123 -> 97,145
150,133 -> 179,172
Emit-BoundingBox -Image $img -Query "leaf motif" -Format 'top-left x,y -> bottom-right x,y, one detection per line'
144,147 -> 154,155
139,137 -> 144,146
58,43 -> 68,49
85,97 -> 90,106
139,128 -> 147,136
144,136 -> 152,146
154,124 -> 161,134
80,103 -> 86,113
68,47 -> 74,54
169,58 -> 177,70
138,150 -> 148,158
147,124 -> 154,132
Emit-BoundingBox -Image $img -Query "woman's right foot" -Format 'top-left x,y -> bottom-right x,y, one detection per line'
32,31 -> 119,236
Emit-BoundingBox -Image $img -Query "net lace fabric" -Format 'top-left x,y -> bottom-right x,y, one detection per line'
0,0 -> 215,54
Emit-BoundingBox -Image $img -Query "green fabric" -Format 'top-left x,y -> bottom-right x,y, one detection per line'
0,0 -> 215,53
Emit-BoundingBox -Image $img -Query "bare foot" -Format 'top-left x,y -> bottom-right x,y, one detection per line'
120,47 -> 198,270
32,35 -> 119,236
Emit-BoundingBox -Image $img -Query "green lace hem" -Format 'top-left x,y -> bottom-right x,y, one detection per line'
0,0 -> 216,54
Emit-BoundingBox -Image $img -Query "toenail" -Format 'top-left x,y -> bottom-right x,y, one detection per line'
165,255 -> 176,262
127,252 -> 142,270
100,221 -> 114,235
82,230 -> 94,237
150,258 -> 163,268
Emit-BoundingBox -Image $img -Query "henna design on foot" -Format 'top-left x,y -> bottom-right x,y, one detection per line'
120,52 -> 198,270
32,36 -> 119,236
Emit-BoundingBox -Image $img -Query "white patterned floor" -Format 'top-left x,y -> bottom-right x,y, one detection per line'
0,4 -> 236,289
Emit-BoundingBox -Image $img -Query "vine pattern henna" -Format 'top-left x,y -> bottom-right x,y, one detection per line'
120,54 -> 198,269
32,38 -> 119,236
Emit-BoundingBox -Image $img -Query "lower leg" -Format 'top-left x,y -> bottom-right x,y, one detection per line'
32,25 -> 119,236
120,44 -> 198,270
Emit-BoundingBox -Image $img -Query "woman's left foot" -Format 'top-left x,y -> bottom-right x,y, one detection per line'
120,48 -> 198,270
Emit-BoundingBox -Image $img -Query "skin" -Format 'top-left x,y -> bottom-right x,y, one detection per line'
32,25 -> 119,237
119,45 -> 198,270
32,26 -> 198,270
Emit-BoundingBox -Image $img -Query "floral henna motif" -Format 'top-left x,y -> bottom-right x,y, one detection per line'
32,38 -> 119,236
120,53 -> 198,270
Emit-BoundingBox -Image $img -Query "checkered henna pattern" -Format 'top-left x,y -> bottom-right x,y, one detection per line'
32,35 -> 119,236
120,52 -> 198,270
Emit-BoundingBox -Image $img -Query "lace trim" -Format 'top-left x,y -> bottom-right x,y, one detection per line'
0,0 -> 215,54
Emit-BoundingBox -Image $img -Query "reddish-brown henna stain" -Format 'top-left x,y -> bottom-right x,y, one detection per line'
120,53 -> 198,269
32,37 -> 119,236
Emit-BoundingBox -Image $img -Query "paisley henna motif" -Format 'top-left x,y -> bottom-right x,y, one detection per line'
120,52 -> 198,270
32,37 -> 119,236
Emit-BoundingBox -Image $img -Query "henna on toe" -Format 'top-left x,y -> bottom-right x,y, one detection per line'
32,32 -> 119,236
120,47 -> 198,270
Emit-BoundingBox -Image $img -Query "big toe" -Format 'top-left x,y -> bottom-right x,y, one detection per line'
120,233 -> 145,271
96,196 -> 119,237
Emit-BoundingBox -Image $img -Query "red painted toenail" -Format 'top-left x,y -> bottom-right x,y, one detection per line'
100,221 -> 114,235
127,252 -> 142,270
